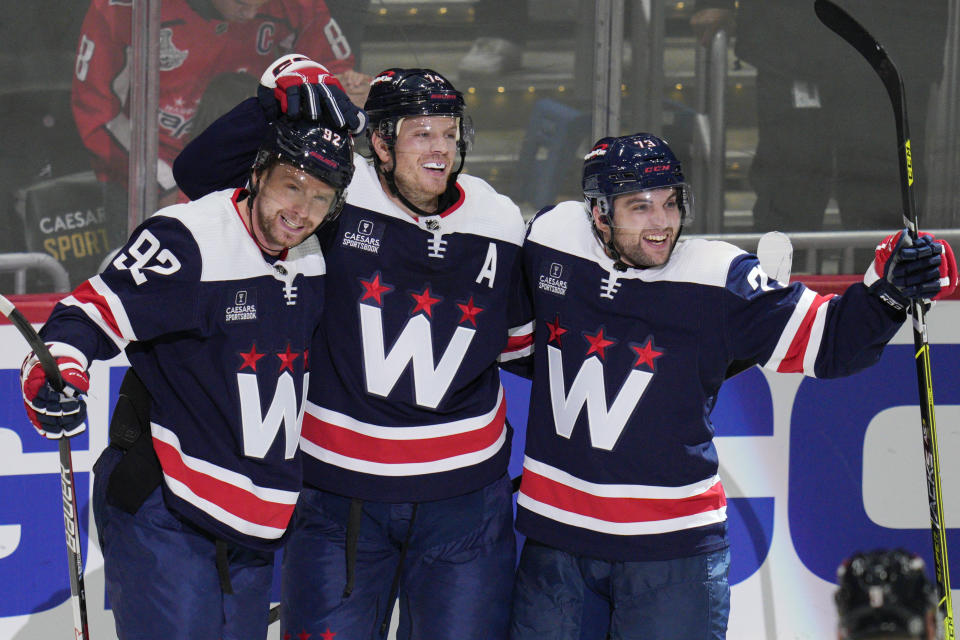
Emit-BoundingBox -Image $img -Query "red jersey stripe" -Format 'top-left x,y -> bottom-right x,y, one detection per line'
72,280 -> 124,339
302,396 -> 507,464
153,437 -> 295,530
777,293 -> 833,373
519,468 -> 727,524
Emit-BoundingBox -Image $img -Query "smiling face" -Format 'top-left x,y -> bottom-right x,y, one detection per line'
592,187 -> 682,268
373,115 -> 458,214
248,162 -> 337,254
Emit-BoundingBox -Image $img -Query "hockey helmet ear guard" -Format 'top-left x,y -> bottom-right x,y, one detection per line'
251,117 -> 355,221
835,549 -> 938,639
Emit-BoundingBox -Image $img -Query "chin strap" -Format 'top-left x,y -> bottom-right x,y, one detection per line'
589,197 -> 686,272
375,141 -> 467,217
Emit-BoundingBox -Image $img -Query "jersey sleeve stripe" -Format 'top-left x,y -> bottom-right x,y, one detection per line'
500,321 -> 534,362
61,277 -> 136,347
151,423 -> 298,539
776,290 -> 830,376
771,290 -> 834,375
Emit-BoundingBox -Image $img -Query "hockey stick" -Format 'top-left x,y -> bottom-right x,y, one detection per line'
0,294 -> 90,640
814,2 -> 955,637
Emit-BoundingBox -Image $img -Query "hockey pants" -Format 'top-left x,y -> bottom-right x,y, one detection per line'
281,474 -> 516,640
510,540 -> 730,640
93,446 -> 275,640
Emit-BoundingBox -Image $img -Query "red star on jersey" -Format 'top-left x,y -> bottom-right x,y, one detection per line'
546,314 -> 567,346
360,273 -> 393,305
320,630 -> 337,640
238,343 -> 266,371
456,297 -> 484,326
283,633 -> 290,640
297,632 -> 311,640
277,344 -> 300,372
584,328 -> 616,360
303,349 -> 309,369
631,338 -> 664,370
410,287 -> 441,317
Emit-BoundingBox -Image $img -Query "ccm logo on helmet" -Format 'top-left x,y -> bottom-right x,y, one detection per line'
644,164 -> 672,173
430,93 -> 457,100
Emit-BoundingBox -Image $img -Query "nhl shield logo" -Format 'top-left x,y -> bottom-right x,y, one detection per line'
159,28 -> 188,71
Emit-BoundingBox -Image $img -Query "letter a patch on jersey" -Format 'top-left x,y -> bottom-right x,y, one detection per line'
547,346 -> 653,450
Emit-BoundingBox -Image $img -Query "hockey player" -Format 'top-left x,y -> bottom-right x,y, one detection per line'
19,116 -> 354,640
835,549 -> 940,639
171,60 -> 532,638
72,0 -> 365,211
509,133 -> 957,639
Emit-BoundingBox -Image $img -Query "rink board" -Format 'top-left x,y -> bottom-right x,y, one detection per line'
2,280 -> 960,639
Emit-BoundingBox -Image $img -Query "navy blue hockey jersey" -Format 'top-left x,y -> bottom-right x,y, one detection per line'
515,201 -> 903,561
299,156 -> 532,502
40,189 -> 325,550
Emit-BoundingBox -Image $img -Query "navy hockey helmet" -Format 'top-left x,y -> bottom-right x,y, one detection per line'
363,68 -> 473,215
582,132 -> 691,222
364,68 -> 471,146
251,117 -> 355,221
582,133 -> 693,270
835,549 -> 938,639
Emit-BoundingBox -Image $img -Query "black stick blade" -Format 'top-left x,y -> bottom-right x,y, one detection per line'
815,0 -> 888,69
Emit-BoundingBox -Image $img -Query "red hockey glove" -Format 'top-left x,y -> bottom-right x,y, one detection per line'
865,229 -> 958,311
20,345 -> 90,438
257,54 -> 367,135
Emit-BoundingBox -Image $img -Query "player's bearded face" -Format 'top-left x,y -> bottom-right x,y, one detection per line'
596,187 -> 682,268
249,163 -> 336,255
389,116 -> 458,212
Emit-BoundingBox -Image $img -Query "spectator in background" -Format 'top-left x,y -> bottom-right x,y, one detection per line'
325,0 -> 372,69
459,0 -> 529,75
690,1 -> 947,269
835,549 -> 940,640
71,0 -> 368,221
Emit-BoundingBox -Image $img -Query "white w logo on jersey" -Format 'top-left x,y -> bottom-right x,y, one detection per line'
548,346 -> 653,450
360,305 -> 475,408
238,371 -> 308,460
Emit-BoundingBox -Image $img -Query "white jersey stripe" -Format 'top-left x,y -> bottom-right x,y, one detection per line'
517,493 -> 728,536
764,287 -> 817,371
523,456 -> 721,500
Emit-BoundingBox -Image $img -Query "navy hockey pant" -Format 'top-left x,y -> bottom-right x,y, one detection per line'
92,447 -> 275,640
281,474 -> 516,640
510,540 -> 730,640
